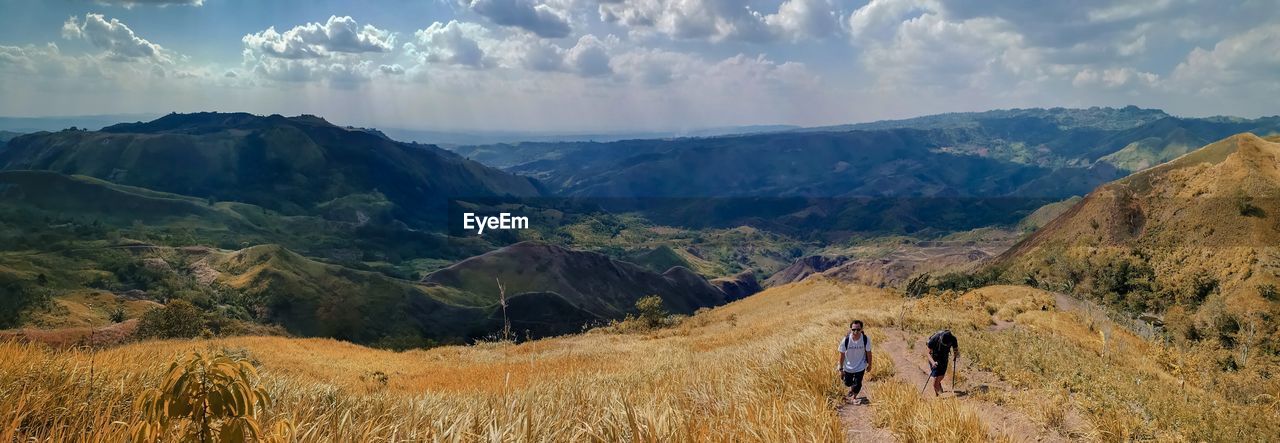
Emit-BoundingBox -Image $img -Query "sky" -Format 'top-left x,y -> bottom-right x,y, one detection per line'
0,0 -> 1277,132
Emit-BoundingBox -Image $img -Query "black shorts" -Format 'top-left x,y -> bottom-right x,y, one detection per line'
841,369 -> 865,389
930,359 -> 948,377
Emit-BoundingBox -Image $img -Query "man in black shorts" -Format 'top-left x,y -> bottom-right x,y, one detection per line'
926,329 -> 959,396
836,320 -> 873,404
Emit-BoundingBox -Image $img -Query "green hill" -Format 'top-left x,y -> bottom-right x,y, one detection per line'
0,113 -> 545,228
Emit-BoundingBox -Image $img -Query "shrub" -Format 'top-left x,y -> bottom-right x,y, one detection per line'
131,351 -> 290,442
635,295 -> 667,329
904,273 -> 930,298
137,299 -> 205,339
1258,284 -> 1279,302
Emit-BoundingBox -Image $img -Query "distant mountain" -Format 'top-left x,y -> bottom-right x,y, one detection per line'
1000,133 -> 1280,314
1095,116 -> 1280,172
385,124 -> 799,146
806,106 -> 1171,132
763,255 -> 848,287
0,112 -> 545,228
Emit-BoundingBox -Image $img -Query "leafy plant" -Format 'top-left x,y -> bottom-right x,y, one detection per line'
635,295 -> 667,329
131,351 -> 290,442
137,300 -> 205,339
904,273 -> 930,298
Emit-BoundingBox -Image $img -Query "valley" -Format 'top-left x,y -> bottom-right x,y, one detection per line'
4,107 -> 1280,441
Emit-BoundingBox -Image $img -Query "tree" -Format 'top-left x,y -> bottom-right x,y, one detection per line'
635,295 -> 667,329
137,299 -> 205,339
905,273 -> 930,298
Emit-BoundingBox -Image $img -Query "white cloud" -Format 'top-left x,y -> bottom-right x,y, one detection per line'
62,13 -> 168,61
765,0 -> 840,41
408,21 -> 490,68
463,0 -> 572,38
93,0 -> 204,7
1072,67 -> 1158,89
242,16 -> 394,60
1170,24 -> 1280,94
240,17 -> 396,86
379,64 -> 405,75
565,34 -> 612,77
848,0 -> 936,38
596,0 -> 841,43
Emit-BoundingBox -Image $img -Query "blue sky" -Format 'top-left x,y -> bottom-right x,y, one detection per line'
0,0 -> 1277,131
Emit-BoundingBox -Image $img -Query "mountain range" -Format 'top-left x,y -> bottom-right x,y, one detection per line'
5,107 -> 1280,347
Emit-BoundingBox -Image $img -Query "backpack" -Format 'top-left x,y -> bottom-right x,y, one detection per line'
927,330 -> 954,354
842,332 -> 869,351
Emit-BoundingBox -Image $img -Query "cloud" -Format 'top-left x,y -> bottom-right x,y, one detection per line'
240,17 -> 396,86
1072,67 -> 1158,89
565,34 -> 612,77
379,64 -> 405,75
242,16 -> 394,59
515,38 -> 565,71
596,0 -> 841,43
765,0 -> 840,41
408,21 -> 489,68
62,13 -> 167,61
464,0 -> 572,38
1170,24 -> 1280,94
92,0 -> 204,7
848,0 -> 935,38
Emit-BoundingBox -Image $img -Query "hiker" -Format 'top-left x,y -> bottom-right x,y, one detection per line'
836,319 -> 873,404
925,329 -> 959,396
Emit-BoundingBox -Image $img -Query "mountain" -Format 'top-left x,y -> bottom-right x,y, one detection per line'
0,130 -> 21,145
763,255 -> 848,287
709,270 -> 762,301
1095,116 -> 1280,172
382,124 -> 798,146
0,112 -> 545,228
421,242 -> 729,322
804,106 -> 1172,132
999,133 -> 1280,314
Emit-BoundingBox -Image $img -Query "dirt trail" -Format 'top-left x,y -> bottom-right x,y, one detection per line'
838,328 -> 1075,442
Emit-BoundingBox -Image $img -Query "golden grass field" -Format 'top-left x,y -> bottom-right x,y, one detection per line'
3,279 -> 1280,442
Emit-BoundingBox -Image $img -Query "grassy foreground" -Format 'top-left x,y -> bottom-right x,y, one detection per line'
5,279 -> 1280,441
1,279 -> 901,441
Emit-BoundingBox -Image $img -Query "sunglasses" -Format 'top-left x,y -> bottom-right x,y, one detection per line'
850,328 -> 862,332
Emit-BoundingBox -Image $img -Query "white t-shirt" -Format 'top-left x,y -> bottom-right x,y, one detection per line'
838,332 -> 872,373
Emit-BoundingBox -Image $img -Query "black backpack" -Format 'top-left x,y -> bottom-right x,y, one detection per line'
842,332 -> 869,351
927,330 -> 955,354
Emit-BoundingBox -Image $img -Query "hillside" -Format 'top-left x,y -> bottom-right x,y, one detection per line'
1096,116 -> 1280,171
999,133 -> 1280,337
6,279 -> 1277,441
0,113 -> 545,228
421,242 -> 730,320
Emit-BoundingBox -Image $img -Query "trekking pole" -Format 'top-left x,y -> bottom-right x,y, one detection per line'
952,353 -> 958,393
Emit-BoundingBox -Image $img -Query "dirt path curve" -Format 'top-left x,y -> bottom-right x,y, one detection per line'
859,328 -> 1073,442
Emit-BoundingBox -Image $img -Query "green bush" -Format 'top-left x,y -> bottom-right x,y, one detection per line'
137,299 -> 206,339
635,295 -> 667,329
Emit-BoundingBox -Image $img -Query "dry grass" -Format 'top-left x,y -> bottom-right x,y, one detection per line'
961,286 -> 1280,442
6,279 -> 1280,441
871,380 -> 989,442
1,278 -> 901,442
